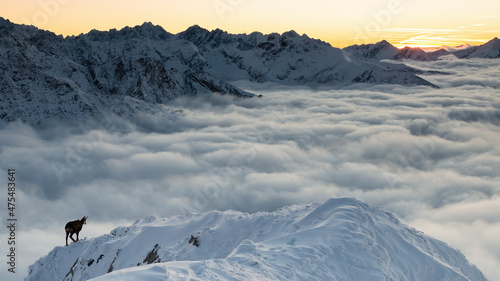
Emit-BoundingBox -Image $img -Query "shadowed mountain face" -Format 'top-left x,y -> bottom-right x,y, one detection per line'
0,18 -> 436,124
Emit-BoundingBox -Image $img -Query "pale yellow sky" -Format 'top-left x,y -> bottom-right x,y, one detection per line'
1,0 -> 498,48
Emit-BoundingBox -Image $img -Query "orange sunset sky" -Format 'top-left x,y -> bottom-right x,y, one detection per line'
1,0 -> 499,49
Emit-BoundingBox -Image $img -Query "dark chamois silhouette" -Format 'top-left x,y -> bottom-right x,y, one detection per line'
65,216 -> 87,246
189,235 -> 200,247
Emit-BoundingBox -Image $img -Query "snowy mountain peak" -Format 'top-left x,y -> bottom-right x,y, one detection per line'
129,22 -> 172,39
466,37 -> 500,58
25,198 -> 487,281
486,37 -> 499,44
394,46 -> 429,60
378,39 -> 391,45
343,40 -> 454,61
176,25 -> 243,50
393,46 -> 451,61
281,30 -> 300,38
180,24 -> 211,38
343,40 -> 399,60
84,22 -> 172,41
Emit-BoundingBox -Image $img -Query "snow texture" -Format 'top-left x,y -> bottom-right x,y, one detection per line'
25,198 -> 487,281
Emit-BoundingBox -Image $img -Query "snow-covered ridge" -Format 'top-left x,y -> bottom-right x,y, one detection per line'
459,37 -> 500,59
1,17 -> 436,124
25,198 -> 487,281
0,18 -> 254,124
343,41 -> 450,61
343,38 -> 500,61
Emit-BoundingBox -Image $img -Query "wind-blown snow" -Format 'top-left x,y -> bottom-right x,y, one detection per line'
25,198 -> 486,281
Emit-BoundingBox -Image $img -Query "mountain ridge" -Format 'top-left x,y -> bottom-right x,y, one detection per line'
343,38 -> 500,61
25,198 -> 487,281
1,17 -> 436,124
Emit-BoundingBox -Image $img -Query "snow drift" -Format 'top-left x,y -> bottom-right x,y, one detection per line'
25,198 -> 487,281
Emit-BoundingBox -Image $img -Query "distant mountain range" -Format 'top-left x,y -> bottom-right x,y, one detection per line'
343,37 -> 500,61
1,17 -> 498,123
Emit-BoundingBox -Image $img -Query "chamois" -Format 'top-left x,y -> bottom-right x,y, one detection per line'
65,216 -> 87,246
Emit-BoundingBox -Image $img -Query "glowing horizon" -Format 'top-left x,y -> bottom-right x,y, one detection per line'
0,0 -> 498,48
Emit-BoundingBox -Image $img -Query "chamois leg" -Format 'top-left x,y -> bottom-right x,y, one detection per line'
76,232 -> 79,242
69,232 -> 76,243
66,232 -> 69,246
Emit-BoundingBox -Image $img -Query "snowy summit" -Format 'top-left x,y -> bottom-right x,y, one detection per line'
26,198 -> 487,281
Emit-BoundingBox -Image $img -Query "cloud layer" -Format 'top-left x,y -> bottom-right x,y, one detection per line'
1,58 -> 500,280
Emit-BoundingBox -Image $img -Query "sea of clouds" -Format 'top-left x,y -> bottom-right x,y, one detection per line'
1,57 -> 499,280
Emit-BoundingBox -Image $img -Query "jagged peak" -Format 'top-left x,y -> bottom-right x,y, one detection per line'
177,25 -> 330,49
282,30 -> 300,38
183,24 -> 210,34
0,17 -> 62,41
176,25 -> 234,48
0,16 -> 11,25
212,27 -> 227,34
344,40 -> 395,50
248,31 -> 264,37
137,21 -> 155,28
177,25 -> 211,43
375,39 -> 394,47
485,37 -> 500,45
82,22 -> 171,41
0,17 -> 15,32
399,46 -> 423,51
131,22 -> 171,39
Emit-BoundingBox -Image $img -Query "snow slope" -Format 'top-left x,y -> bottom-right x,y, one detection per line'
466,37 -> 500,59
25,198 -> 487,281
445,38 -> 499,59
